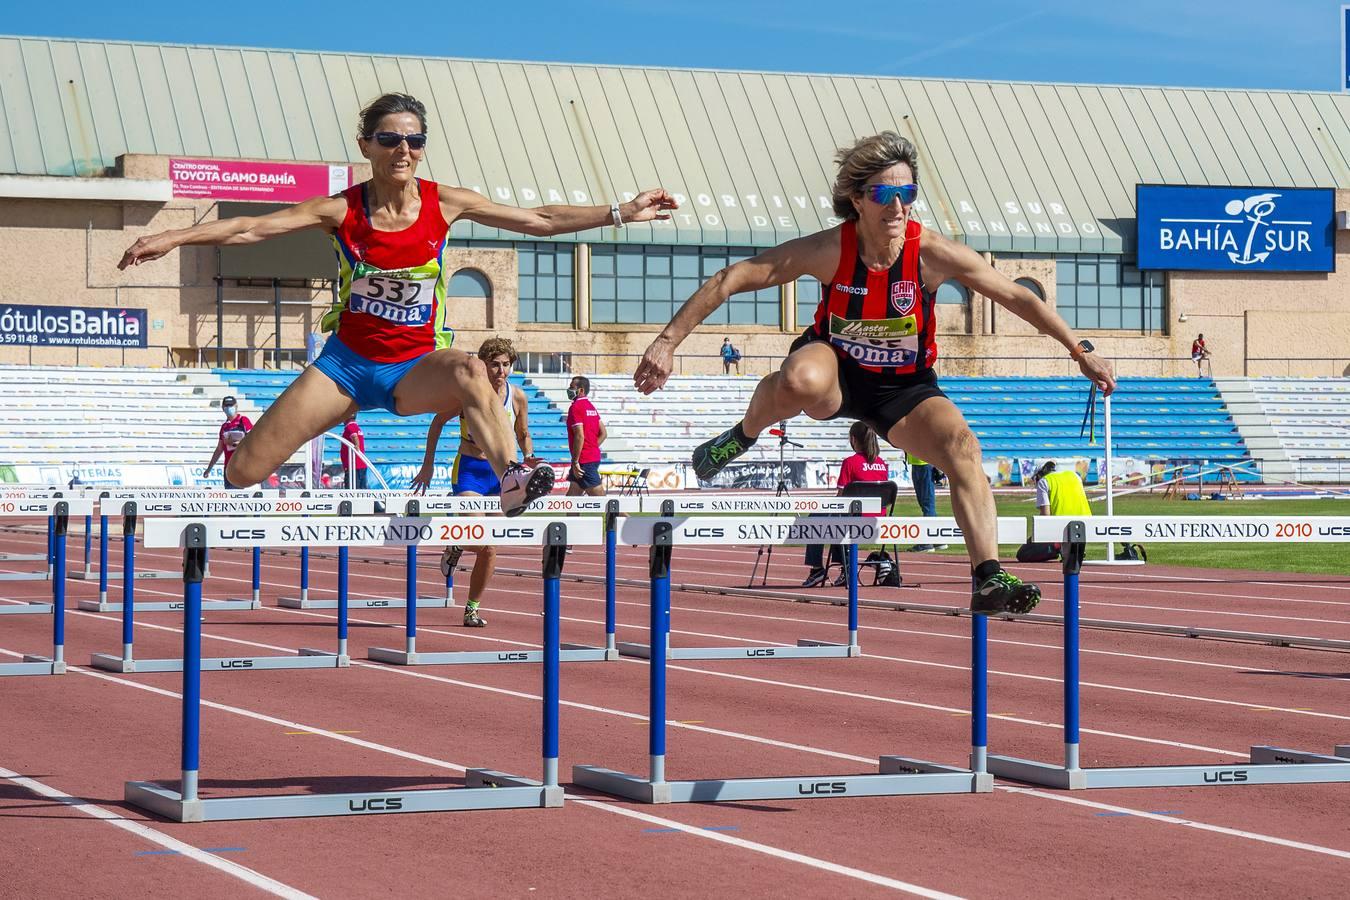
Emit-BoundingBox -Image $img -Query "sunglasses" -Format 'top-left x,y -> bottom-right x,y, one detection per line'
367,131 -> 427,150
864,183 -> 918,206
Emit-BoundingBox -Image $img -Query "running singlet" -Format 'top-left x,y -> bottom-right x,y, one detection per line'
460,384 -> 517,449
811,219 -> 937,377
324,179 -> 452,363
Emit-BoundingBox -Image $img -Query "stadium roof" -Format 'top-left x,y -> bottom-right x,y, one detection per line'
3,34 -> 1349,253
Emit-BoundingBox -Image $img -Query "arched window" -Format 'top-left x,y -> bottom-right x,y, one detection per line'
448,268 -> 492,298
1014,277 -> 1045,300
936,281 -> 969,305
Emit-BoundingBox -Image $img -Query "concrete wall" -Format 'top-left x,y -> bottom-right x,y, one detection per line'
2,160 -> 1346,379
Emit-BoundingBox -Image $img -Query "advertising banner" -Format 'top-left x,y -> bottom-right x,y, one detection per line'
170,158 -> 350,203
0,303 -> 146,348
1136,185 -> 1335,272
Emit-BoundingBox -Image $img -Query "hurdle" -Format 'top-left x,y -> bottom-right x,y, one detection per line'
0,498 -> 93,675
0,486 -> 55,568
87,495 -> 380,673
987,516 -> 1350,789
574,515 -> 995,803
74,489 -> 228,585
124,514 -> 593,821
279,496 -> 450,610
79,494 -> 266,613
365,495 -> 641,665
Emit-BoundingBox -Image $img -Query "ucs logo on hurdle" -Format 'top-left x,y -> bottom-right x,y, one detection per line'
348,797 -> 404,811
1203,769 -> 1249,783
797,781 -> 847,795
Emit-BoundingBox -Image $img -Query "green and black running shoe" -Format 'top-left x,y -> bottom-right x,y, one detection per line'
971,570 -> 1042,615
692,426 -> 755,481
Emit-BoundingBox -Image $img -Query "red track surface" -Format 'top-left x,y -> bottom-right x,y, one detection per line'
2,522 -> 1348,898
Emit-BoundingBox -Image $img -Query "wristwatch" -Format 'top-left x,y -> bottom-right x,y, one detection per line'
1069,339 -> 1094,361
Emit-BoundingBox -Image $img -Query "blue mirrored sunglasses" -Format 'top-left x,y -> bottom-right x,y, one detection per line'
865,183 -> 918,205
368,131 -> 427,150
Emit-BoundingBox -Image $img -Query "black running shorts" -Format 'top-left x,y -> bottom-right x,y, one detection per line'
788,330 -> 948,439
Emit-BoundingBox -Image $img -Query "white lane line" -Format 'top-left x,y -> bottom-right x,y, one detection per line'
0,765 -> 316,899
8,654 -> 953,898
999,787 -> 1350,861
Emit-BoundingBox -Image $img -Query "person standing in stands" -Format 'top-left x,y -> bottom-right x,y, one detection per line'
566,376 -> 607,497
803,422 -> 889,587
340,412 -> 368,489
205,396 -> 252,490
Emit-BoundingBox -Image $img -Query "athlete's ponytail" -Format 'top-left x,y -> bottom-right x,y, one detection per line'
849,421 -> 879,463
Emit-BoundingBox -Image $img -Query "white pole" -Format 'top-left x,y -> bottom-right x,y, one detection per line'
1104,391 -> 1114,517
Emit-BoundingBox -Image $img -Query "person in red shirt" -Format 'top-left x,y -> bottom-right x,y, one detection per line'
205,395 -> 252,490
340,413 -> 368,489
803,421 -> 888,587
119,92 -> 675,517
1191,333 -> 1210,377
565,376 -> 608,496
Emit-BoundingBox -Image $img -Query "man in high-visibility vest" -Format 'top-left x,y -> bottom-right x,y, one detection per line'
1034,461 -> 1091,518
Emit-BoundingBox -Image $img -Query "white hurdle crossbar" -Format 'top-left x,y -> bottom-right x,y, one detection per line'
987,516 -> 1350,789
125,515 -> 596,822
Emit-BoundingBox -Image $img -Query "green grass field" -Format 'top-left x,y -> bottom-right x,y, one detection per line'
887,491 -> 1350,575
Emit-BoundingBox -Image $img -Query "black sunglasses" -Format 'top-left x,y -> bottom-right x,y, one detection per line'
367,131 -> 427,150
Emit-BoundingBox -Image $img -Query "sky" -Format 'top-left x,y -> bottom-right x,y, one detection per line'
2,0 -> 1347,92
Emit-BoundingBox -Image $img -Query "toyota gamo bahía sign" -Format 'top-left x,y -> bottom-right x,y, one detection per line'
170,158 -> 351,203
1136,185 -> 1335,272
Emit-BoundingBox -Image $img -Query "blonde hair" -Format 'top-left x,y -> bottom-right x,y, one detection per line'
477,336 -> 517,364
831,131 -> 920,221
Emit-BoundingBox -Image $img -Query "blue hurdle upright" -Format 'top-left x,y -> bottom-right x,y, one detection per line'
987,517 -> 1350,789
124,516 -> 572,821
574,516 -> 994,803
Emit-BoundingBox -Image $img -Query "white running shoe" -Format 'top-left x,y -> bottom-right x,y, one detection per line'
500,463 -> 556,517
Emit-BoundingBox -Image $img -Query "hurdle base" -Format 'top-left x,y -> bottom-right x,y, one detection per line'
367,645 -> 612,666
562,642 -> 620,661
988,747 -> 1350,789
77,598 -> 261,613
464,769 -> 565,806
0,572 -> 49,582
278,595 -> 451,610
90,651 -> 349,673
0,656 -> 65,676
0,603 -> 52,615
72,568 -> 177,581
616,639 -> 859,661
126,776 -> 560,822
573,760 -> 989,804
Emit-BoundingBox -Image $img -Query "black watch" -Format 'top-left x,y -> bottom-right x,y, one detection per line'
1072,339 -> 1094,359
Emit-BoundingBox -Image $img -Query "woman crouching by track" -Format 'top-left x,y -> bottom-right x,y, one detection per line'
633,131 -> 1115,613
120,92 -> 676,516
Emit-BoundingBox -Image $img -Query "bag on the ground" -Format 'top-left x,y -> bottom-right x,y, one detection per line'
1015,541 -> 1061,563
866,550 -> 902,586
1116,543 -> 1147,562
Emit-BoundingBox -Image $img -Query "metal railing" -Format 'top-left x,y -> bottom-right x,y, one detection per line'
4,343 -> 176,368
1246,358 -> 1350,378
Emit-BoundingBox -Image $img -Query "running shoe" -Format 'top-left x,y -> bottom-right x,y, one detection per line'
909,544 -> 935,553
971,570 -> 1041,615
801,568 -> 827,588
440,545 -> 464,578
463,605 -> 488,628
500,463 -> 556,517
691,427 -> 754,481
831,571 -> 849,588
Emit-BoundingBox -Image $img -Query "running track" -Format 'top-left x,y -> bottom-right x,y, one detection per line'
1,524 -> 1348,898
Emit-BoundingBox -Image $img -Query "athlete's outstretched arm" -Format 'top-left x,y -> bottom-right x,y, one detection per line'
443,186 -> 677,237
411,412 -> 452,494
512,391 -> 538,463
633,232 -> 830,395
921,233 -> 1116,395
118,195 -> 346,269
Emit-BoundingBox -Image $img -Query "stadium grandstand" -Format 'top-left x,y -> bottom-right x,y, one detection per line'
0,35 -> 1347,489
